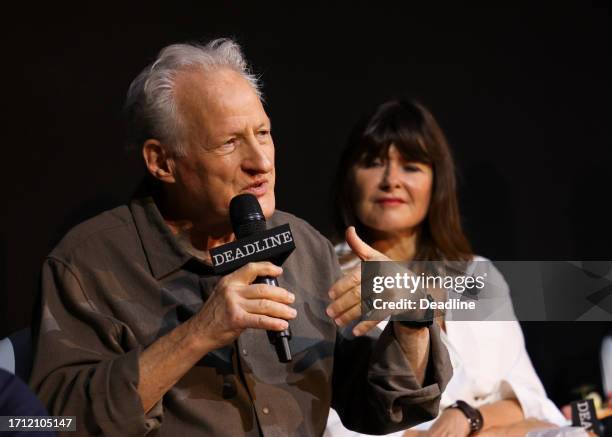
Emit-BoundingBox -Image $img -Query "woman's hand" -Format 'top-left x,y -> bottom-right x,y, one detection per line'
403,409 -> 470,437
475,419 -> 557,437
403,431 -> 427,437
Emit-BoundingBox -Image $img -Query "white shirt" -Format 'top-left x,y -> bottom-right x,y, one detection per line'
325,248 -> 567,437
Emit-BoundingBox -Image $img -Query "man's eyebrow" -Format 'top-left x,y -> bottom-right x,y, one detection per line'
210,120 -> 271,140
217,126 -> 249,138
222,119 -> 272,134
257,119 -> 272,129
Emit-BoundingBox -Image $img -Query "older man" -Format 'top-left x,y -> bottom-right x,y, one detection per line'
30,39 -> 451,436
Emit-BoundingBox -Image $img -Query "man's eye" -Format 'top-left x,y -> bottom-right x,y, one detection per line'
257,130 -> 270,137
209,138 -> 238,155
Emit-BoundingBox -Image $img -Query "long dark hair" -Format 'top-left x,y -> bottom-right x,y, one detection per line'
333,99 -> 472,261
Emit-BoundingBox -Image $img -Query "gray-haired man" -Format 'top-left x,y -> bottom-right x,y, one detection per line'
30,39 -> 451,436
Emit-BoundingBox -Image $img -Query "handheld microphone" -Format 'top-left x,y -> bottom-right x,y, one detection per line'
602,335 -> 612,398
229,193 -> 292,363
571,398 -> 610,436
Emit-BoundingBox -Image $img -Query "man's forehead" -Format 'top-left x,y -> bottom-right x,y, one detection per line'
174,68 -> 267,128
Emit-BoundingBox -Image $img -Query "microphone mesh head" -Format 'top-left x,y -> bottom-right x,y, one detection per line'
230,194 -> 266,238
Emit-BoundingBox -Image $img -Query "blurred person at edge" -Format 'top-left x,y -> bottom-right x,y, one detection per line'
324,99 -> 568,437
28,40 -> 452,436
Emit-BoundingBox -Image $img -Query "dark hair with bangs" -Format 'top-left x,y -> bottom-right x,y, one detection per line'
332,99 -> 473,261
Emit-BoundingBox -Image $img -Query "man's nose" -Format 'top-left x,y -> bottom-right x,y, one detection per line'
242,135 -> 273,174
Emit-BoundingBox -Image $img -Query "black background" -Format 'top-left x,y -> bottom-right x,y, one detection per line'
1,2 -> 611,405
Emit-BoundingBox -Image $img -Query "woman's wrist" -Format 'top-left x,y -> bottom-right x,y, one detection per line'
446,400 -> 484,435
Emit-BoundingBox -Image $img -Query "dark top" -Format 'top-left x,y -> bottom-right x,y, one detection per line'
29,195 -> 451,436
0,368 -> 56,436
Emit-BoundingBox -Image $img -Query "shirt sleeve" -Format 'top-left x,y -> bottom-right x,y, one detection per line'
331,321 -> 452,434
496,322 -> 568,426
29,257 -> 163,436
471,260 -> 567,426
328,242 -> 453,435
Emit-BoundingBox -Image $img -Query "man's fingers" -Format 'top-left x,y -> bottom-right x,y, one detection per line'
227,261 -> 283,284
241,284 -> 295,304
331,304 -> 361,327
241,313 -> 289,331
326,284 -> 361,319
242,298 -> 297,320
345,226 -> 371,261
328,265 -> 361,299
352,320 -> 379,336
345,226 -> 387,261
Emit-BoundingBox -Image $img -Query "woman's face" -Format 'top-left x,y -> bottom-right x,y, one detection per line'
352,144 -> 433,237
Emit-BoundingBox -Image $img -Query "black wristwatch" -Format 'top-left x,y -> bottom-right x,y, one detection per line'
447,400 -> 483,434
396,294 -> 434,328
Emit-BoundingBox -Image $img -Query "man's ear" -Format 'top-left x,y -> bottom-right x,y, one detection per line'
142,139 -> 176,183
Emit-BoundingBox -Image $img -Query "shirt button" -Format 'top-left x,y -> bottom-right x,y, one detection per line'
242,349 -> 248,356
262,407 -> 270,415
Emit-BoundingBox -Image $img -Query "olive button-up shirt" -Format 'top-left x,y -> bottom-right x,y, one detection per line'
30,196 -> 451,436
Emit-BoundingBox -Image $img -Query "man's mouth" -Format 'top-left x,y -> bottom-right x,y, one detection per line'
243,180 -> 268,197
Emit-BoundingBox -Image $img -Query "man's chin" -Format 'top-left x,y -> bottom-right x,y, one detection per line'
260,194 -> 276,219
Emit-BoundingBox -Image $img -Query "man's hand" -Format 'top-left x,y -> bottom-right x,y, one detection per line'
326,227 -> 390,336
139,261 -> 296,413
189,261 -> 297,351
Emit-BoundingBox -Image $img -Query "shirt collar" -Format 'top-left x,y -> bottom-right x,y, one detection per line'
129,195 -> 194,279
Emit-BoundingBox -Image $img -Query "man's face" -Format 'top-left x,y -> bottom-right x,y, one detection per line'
170,68 -> 275,233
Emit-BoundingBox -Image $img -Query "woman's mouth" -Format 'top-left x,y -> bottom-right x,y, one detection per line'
375,197 -> 405,205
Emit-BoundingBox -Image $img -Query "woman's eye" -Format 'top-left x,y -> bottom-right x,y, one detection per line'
364,159 -> 383,168
403,165 -> 420,172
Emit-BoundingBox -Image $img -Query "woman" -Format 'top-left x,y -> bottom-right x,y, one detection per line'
325,100 -> 567,437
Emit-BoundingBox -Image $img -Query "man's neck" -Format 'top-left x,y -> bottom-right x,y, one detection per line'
166,219 -> 234,246
156,187 -> 235,260
165,220 -> 235,262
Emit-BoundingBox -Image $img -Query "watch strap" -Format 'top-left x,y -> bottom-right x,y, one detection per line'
396,294 -> 435,327
447,400 -> 483,434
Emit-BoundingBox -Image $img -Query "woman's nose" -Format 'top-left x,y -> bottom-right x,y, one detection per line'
379,162 -> 400,189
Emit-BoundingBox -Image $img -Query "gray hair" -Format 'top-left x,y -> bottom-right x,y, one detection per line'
124,38 -> 262,156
